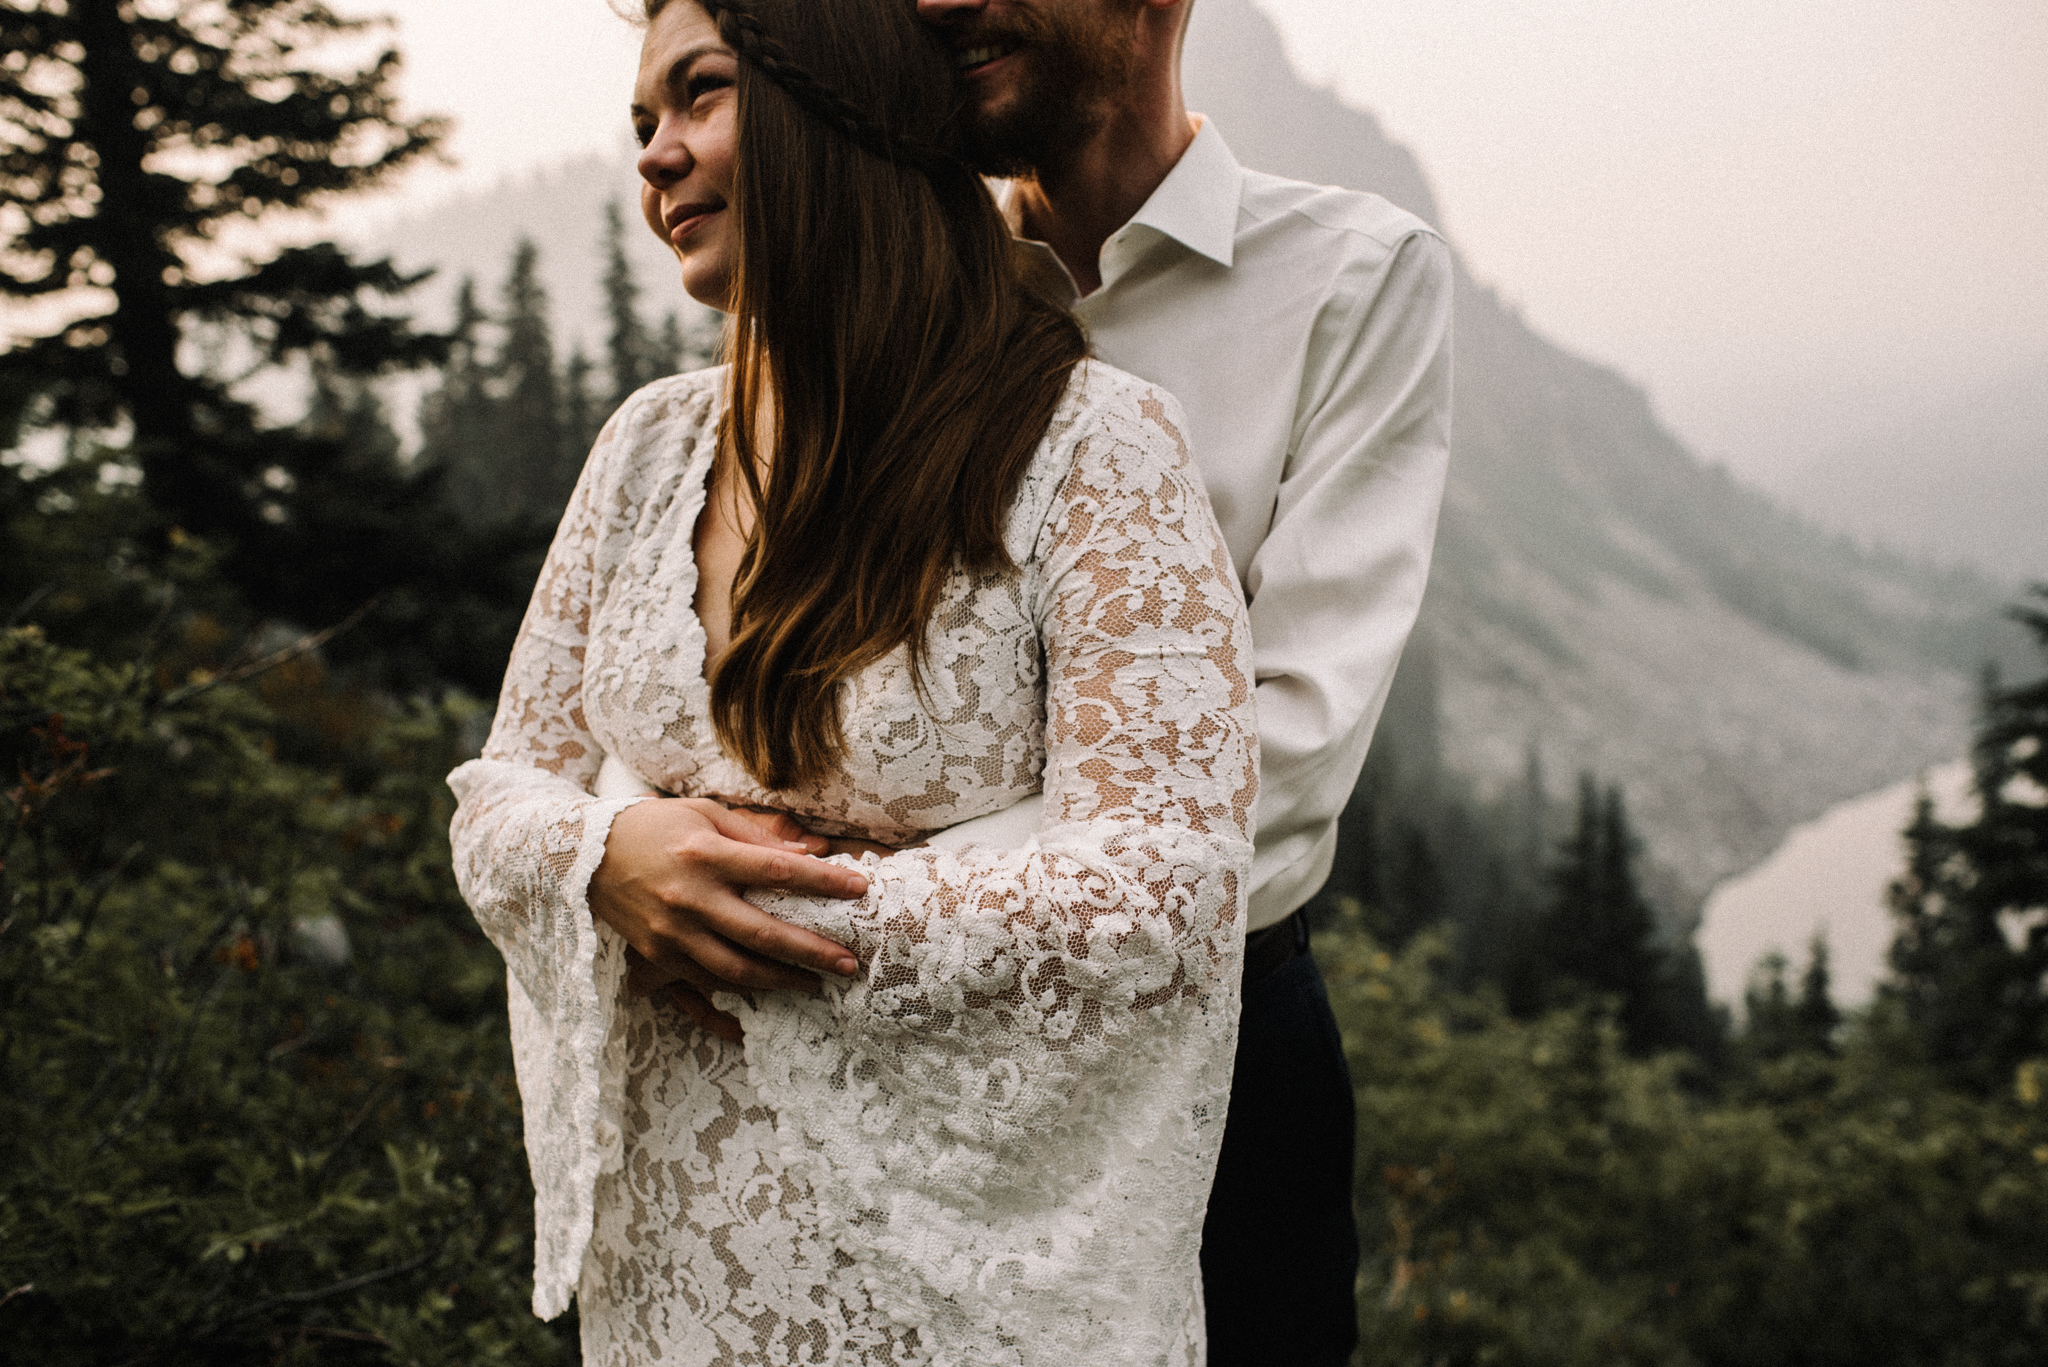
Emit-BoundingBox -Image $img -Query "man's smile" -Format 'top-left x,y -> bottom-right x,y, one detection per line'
954,42 -> 1019,74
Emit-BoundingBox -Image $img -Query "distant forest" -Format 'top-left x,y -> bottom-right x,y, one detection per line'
3,3 -> 2045,1363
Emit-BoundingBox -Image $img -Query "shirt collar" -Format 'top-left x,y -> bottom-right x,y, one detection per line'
994,115 -> 1244,293
1124,115 -> 1241,269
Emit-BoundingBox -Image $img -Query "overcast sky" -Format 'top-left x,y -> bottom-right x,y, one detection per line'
350,0 -> 2048,486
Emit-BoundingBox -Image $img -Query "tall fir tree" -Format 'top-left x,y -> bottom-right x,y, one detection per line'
1887,590 -> 2048,1091
1540,774 -> 1679,1052
1794,932 -> 1842,1051
564,345 -> 600,457
1744,934 -> 1840,1061
414,278 -> 496,496
492,238 -> 573,519
0,0 -> 455,641
602,199 -> 663,408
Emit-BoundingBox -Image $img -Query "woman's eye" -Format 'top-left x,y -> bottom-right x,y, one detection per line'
632,122 -> 655,148
685,74 -> 731,108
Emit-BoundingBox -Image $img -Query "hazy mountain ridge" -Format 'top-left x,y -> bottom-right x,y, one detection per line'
363,0 -> 2020,905
352,150 -> 706,357
1183,0 -> 2016,901
1764,353 -> 2048,584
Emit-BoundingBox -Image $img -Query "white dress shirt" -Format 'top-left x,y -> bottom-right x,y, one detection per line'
1002,118 -> 1454,930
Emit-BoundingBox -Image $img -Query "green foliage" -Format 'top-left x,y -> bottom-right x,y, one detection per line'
1319,637 -> 1719,1060
0,626 -> 570,1364
0,0 -> 455,635
1530,775 -> 1686,1054
1324,909 -> 2048,1367
1742,935 -> 1842,1063
1886,589 -> 2048,1093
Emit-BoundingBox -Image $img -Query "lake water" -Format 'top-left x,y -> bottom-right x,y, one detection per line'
1698,760 -> 1974,1010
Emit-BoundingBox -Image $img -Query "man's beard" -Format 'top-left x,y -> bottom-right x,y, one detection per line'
954,5 -> 1138,178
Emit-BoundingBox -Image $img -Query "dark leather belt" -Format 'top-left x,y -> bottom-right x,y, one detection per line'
1242,910 -> 1308,988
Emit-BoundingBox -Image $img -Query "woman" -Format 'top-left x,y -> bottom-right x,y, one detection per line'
447,0 -> 1255,1361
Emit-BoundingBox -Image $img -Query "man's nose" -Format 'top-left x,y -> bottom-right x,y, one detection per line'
916,0 -> 988,22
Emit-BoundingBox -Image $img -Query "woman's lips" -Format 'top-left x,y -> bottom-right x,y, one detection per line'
667,205 -> 721,246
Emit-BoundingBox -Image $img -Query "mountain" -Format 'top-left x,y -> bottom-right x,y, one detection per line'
362,0 -> 2024,909
351,151 -> 709,360
1183,0 -> 2021,904
1754,351 -> 2048,585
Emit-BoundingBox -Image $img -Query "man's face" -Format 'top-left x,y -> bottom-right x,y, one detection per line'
920,0 -> 1139,176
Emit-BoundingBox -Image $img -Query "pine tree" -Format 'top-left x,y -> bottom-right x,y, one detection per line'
661,311 -> 689,374
0,0 -> 450,635
1887,591 -> 2048,1091
415,278 -> 496,501
602,200 -> 662,407
491,238 -> 573,520
1744,934 -> 1839,1061
1793,932 -> 1842,1052
1540,774 -> 1677,1052
564,345 -> 600,456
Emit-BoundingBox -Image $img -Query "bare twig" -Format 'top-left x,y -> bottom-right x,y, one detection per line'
68,840 -> 147,961
0,1281 -> 36,1311
3,582 -> 54,631
208,1250 -> 434,1329
157,597 -> 383,709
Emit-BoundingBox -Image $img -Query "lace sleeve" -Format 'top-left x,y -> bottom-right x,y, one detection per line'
735,379 -> 1258,1363
444,401 -> 658,1319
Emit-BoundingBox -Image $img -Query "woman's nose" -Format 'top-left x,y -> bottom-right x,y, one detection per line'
637,118 -> 690,188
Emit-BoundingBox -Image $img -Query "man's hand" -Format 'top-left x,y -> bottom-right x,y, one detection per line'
593,798 -> 866,1042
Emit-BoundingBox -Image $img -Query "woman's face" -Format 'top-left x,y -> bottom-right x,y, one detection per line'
633,3 -> 740,310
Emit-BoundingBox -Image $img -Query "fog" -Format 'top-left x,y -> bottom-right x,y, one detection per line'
350,0 -> 2048,508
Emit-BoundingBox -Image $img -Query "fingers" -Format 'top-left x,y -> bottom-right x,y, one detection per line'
704,803 -> 829,855
666,982 -> 744,1044
698,836 -> 869,900
690,887 -> 859,979
662,927 -> 821,994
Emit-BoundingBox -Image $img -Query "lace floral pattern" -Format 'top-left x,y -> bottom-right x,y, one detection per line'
448,362 -> 1256,1366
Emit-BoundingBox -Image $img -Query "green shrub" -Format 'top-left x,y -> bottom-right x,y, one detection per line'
1327,910 -> 2048,1367
0,626 -> 571,1365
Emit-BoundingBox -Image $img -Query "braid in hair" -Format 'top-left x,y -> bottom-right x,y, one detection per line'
697,0 -> 968,179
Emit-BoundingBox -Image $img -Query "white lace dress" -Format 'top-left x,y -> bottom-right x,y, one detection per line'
447,361 -> 1257,1367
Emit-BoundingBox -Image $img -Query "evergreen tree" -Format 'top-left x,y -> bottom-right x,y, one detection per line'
414,278 -> 496,503
1887,589 -> 2048,1091
1540,774 -> 1677,1052
602,200 -> 662,407
0,0 -> 452,638
1744,934 -> 1839,1061
491,238 -> 574,520
661,309 -> 691,372
564,345 -> 601,456
1794,932 -> 1842,1051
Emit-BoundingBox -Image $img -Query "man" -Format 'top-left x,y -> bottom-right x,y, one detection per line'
917,1 -> 1452,1360
609,0 -> 1450,1358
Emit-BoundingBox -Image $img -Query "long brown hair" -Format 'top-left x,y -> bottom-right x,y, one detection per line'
646,0 -> 1087,791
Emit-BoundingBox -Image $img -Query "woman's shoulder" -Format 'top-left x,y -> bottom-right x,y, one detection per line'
1049,360 -> 1190,450
1041,360 -> 1198,488
1009,362 -> 1203,561
583,366 -> 726,489
613,365 -> 727,434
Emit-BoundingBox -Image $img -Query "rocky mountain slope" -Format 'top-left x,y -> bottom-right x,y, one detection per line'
362,0 -> 2023,905
1185,0 -> 2017,902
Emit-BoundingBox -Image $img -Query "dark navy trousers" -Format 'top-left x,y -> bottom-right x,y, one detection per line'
1200,935 -> 1360,1366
